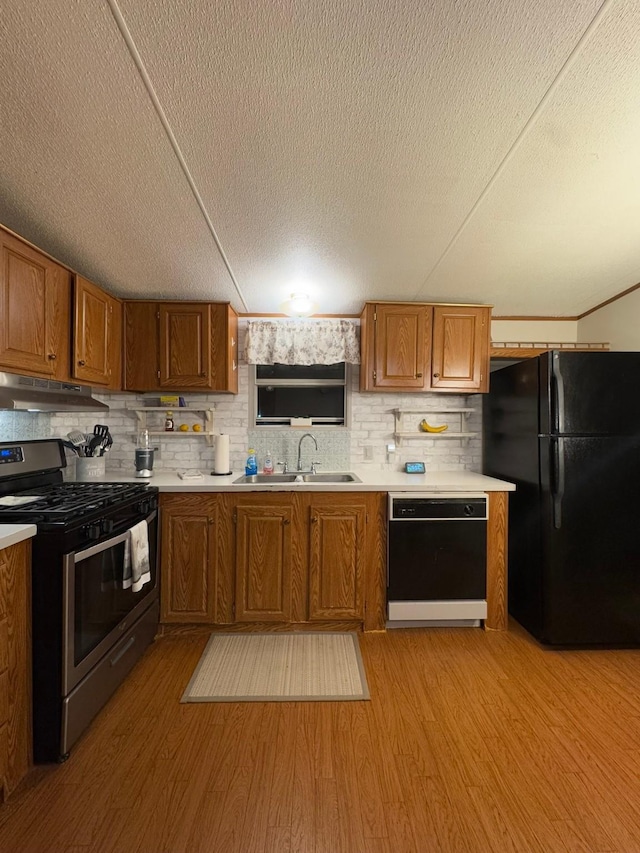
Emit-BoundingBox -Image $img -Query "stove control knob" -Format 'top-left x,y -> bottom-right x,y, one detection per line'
138,500 -> 150,516
86,524 -> 102,540
101,518 -> 114,534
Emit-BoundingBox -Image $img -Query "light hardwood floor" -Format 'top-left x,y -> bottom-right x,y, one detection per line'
2,622 -> 640,852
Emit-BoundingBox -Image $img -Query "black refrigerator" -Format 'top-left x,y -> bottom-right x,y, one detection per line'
483,350 -> 640,646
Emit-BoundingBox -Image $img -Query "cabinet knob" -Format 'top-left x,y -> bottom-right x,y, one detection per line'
78,360 -> 86,367
283,518 -> 290,525
311,516 -> 318,523
199,371 -> 206,377
416,372 -> 423,378
433,372 -> 440,378
48,353 -> 57,360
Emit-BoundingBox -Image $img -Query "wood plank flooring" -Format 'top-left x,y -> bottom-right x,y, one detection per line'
2,622 -> 640,851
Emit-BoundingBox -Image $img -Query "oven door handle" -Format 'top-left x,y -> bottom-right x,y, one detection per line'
73,509 -> 157,563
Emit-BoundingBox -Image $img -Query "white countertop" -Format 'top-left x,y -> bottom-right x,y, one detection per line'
84,467 -> 515,493
0,524 -> 37,550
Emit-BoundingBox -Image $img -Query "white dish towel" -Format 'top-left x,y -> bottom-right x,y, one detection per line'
123,520 -> 151,592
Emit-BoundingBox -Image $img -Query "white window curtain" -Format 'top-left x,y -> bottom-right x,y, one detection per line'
245,319 -> 360,365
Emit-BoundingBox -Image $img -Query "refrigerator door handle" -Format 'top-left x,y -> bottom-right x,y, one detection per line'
551,436 -> 565,529
551,351 -> 566,433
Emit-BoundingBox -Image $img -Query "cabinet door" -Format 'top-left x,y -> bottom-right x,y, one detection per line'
373,303 -> 431,389
73,275 -> 112,386
0,540 -> 32,800
210,303 -> 238,393
161,497 -> 217,622
159,303 -> 212,388
431,305 -> 490,392
123,302 -> 160,391
0,230 -> 71,379
308,501 -> 366,620
235,504 -> 292,622
108,296 -> 123,391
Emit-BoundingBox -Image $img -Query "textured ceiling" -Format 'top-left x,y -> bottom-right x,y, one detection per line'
2,0 -> 638,316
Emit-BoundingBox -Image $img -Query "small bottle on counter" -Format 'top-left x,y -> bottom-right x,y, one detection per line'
263,450 -> 274,475
164,411 -> 175,432
245,448 -> 258,476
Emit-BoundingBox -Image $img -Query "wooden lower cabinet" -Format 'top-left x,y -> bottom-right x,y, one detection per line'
235,503 -> 293,622
308,498 -> 366,620
160,495 -> 218,622
159,492 -> 387,630
0,540 -> 32,802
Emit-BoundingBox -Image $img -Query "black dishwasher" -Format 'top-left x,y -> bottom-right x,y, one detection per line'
387,493 -> 487,624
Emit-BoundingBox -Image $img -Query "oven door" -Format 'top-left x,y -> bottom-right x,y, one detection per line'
62,509 -> 158,695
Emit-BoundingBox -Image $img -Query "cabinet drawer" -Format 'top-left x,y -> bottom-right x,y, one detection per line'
0,619 -> 7,674
0,671 -> 8,725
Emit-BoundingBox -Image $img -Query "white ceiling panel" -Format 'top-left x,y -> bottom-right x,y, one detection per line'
3,0 -> 637,317
0,1 -> 239,304
418,0 -> 640,316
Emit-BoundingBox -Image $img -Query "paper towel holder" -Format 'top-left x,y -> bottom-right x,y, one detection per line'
212,432 -> 232,475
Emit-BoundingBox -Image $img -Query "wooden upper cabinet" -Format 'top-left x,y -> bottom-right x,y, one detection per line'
159,303 -> 212,389
431,305 -> 491,392
123,300 -> 238,393
235,504 -> 293,622
360,301 -> 491,393
124,301 -> 161,391
211,303 -> 239,394
0,230 -> 71,380
371,303 -> 431,390
73,275 -> 121,388
308,499 -> 366,620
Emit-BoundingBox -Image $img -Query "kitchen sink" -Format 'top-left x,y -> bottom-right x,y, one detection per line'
233,472 -> 361,485
301,473 -> 361,483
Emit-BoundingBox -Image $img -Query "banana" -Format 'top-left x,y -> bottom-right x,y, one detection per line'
419,419 -> 448,433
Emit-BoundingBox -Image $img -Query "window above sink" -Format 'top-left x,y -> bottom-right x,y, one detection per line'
250,363 -> 350,428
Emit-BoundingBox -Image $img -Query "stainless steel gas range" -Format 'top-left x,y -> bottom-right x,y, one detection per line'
0,439 -> 159,763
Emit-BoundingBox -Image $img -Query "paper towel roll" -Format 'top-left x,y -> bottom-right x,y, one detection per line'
214,434 -> 230,474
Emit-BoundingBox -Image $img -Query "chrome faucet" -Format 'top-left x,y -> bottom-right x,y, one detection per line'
297,432 -> 318,471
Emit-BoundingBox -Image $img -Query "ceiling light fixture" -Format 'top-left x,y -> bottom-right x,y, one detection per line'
280,292 -> 318,317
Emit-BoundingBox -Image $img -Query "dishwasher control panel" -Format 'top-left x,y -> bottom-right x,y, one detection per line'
389,493 -> 487,520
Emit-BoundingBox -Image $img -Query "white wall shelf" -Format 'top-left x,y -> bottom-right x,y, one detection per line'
392,408 -> 478,445
131,407 -> 216,446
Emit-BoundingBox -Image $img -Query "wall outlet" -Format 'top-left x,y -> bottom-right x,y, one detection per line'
363,446 -> 374,460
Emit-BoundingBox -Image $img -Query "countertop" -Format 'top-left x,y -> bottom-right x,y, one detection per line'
0,470 -> 513,546
81,467 -> 515,493
0,524 -> 37,549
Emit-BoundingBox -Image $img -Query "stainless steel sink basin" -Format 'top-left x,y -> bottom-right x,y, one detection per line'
233,474 -> 299,484
301,473 -> 361,483
233,472 -> 361,485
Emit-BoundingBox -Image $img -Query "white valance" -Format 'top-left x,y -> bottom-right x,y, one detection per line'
245,319 -> 360,365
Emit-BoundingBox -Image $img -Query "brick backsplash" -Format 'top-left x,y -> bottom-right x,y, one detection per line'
2,324 -> 482,475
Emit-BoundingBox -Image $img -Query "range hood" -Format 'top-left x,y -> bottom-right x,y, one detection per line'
0,371 -> 109,412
